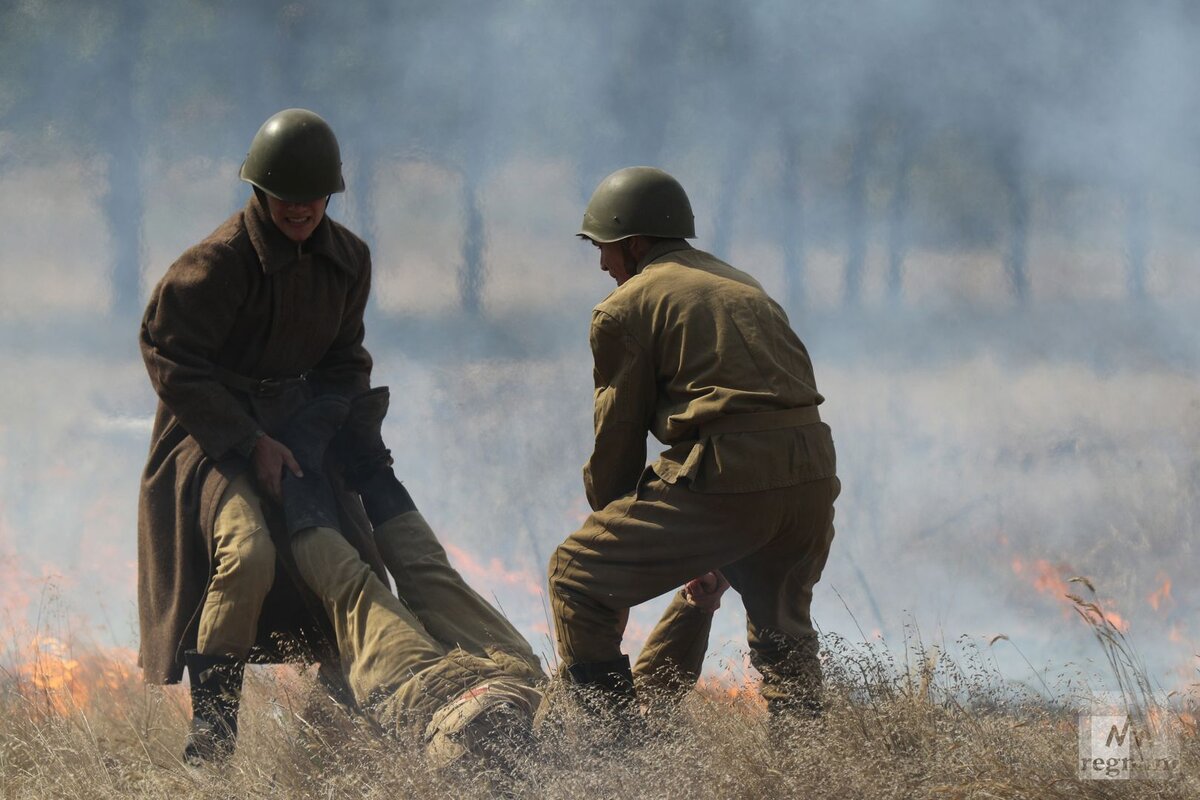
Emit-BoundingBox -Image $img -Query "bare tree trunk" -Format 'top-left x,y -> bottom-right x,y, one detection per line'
779,130 -> 806,312
104,134 -> 144,319
102,0 -> 146,319
1124,187 -> 1149,301
886,128 -> 915,305
843,126 -> 870,307
353,143 -> 383,314
459,169 -> 486,315
995,141 -> 1030,304
709,133 -> 749,263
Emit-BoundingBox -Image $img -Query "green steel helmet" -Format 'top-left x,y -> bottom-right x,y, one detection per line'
239,108 -> 345,202
579,166 -> 695,243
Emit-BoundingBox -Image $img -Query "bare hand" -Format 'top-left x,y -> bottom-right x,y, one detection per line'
252,434 -> 303,502
683,570 -> 731,612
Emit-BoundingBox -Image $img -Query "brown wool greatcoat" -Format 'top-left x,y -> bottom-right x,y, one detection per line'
137,194 -> 389,684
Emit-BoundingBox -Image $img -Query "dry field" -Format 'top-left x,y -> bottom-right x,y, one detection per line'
2,335 -> 1200,798
2,595 -> 1197,800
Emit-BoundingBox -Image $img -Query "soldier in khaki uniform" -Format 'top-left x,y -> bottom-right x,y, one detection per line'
549,167 -> 840,719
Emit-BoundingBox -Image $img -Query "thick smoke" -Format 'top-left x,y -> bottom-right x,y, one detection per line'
1,0 -> 1198,690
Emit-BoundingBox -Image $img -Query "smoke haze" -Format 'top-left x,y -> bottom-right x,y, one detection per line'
1,0 -> 1198,692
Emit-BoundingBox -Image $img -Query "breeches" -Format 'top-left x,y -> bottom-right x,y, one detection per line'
549,473 -> 839,691
196,473 -> 276,658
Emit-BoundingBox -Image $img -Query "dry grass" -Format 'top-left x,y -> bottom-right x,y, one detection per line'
2,591 -> 1198,800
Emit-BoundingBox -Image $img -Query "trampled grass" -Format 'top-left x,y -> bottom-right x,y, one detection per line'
2,588 -> 1198,800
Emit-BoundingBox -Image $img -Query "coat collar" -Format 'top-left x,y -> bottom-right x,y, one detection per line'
636,238 -> 693,274
244,193 -> 359,276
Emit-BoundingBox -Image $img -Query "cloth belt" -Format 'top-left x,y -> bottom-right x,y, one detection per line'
211,365 -> 309,396
696,405 -> 821,437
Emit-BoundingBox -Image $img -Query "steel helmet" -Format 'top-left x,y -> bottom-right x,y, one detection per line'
239,108 -> 345,202
579,166 -> 695,242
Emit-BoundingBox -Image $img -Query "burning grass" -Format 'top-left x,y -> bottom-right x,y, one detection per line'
2,592 -> 1199,799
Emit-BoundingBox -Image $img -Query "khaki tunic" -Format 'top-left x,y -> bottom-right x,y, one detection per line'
137,194 -> 388,684
551,240 -> 838,707
584,240 -> 835,509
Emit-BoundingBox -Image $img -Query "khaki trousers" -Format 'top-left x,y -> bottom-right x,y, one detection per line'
549,473 -> 839,708
372,511 -> 543,682
196,473 -> 276,658
292,525 -> 541,729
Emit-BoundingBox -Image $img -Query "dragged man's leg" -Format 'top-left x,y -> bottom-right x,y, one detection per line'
374,510 -> 542,682
335,386 -> 542,680
282,395 -> 542,772
292,526 -> 446,705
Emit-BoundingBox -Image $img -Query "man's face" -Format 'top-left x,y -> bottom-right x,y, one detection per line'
594,240 -> 635,286
266,195 -> 328,243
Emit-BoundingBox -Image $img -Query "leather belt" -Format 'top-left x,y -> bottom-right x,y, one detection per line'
211,365 -> 309,396
696,405 -> 821,437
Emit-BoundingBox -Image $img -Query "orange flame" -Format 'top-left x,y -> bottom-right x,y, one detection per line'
1029,559 -> 1070,598
1148,574 -> 1172,611
1098,605 -> 1130,633
444,541 -> 544,597
694,655 -> 767,712
1008,557 -> 1129,632
8,637 -> 139,716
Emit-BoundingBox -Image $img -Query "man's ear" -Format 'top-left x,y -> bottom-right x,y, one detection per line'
622,236 -> 652,267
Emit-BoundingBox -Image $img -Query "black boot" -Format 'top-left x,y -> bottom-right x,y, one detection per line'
278,395 -> 350,536
754,630 -> 824,721
564,654 -> 647,742
333,387 -> 417,526
182,650 -> 245,766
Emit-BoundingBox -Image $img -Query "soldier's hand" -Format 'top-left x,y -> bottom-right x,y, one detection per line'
252,434 -> 303,502
683,570 -> 730,612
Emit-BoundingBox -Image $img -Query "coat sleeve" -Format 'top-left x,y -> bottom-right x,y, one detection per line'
310,243 -> 373,396
139,242 -> 260,461
583,309 -> 656,511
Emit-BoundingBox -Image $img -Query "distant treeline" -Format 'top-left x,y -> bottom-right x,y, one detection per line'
2,0 -> 1196,316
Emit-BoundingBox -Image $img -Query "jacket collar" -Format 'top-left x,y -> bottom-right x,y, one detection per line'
636,238 -> 693,274
244,193 -> 359,276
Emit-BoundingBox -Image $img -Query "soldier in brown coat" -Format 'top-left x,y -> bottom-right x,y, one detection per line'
138,108 -> 397,763
549,167 -> 840,722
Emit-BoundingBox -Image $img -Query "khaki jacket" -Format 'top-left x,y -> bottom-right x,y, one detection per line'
584,240 -> 836,510
137,194 -> 388,684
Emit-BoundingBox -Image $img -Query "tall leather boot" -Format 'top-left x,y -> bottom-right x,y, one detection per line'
563,654 -> 647,743
754,630 -> 824,722
278,395 -> 350,536
332,386 -> 417,526
182,650 -> 245,765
